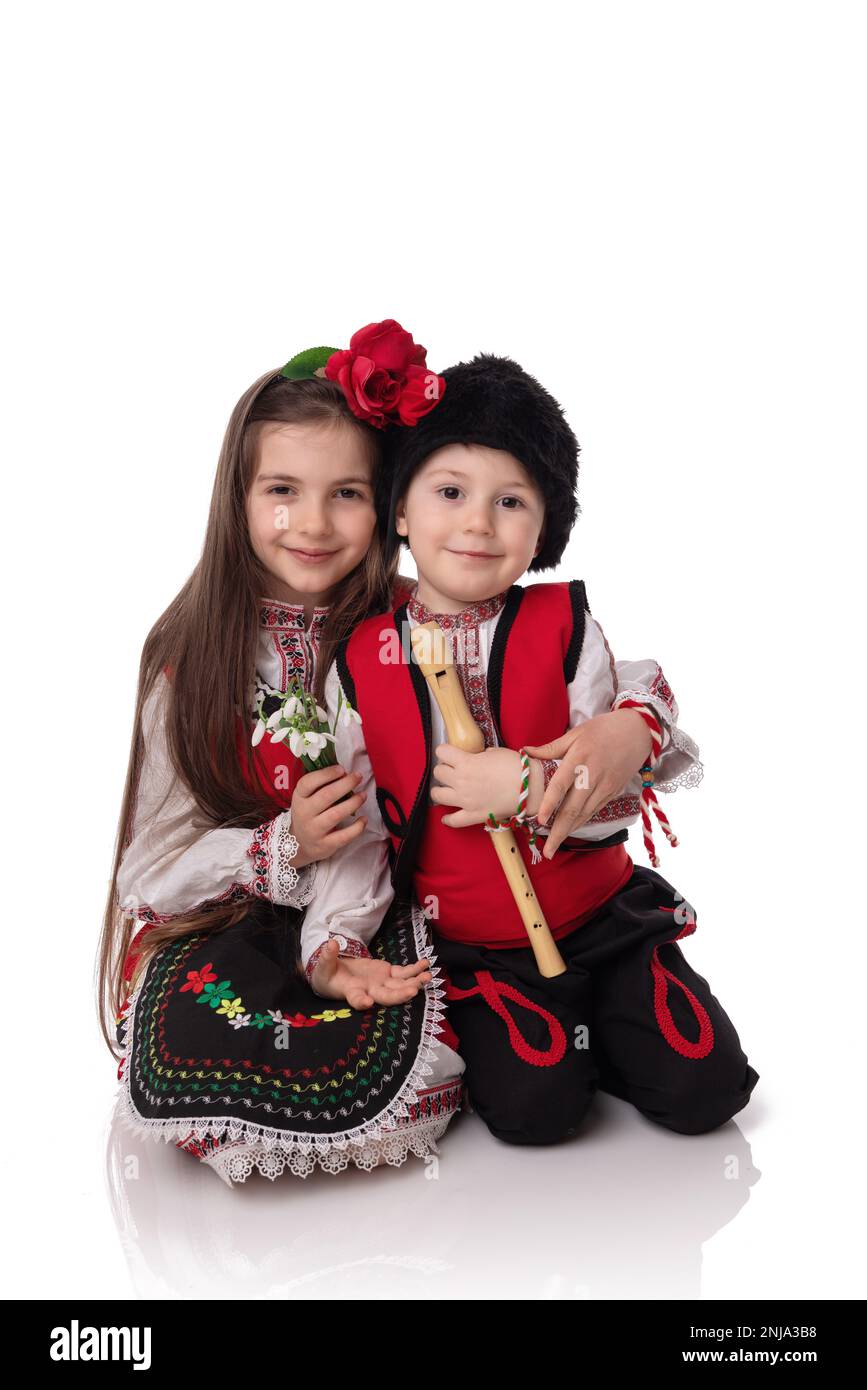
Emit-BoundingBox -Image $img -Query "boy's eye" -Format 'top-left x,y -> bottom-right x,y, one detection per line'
436,486 -> 524,508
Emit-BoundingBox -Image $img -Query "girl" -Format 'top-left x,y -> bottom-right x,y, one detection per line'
102,321 -> 688,1184
301,349 -> 759,1145
101,320 -> 468,1185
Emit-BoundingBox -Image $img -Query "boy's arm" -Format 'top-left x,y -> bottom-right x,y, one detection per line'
300,662 -> 394,992
600,625 -> 703,793
526,615 -> 703,840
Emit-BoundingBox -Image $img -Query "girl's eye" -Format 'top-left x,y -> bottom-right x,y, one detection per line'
266,486 -> 368,500
498,496 -> 524,509
438,486 -> 463,500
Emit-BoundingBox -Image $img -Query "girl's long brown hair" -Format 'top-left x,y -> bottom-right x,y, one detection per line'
97,370 -> 407,1058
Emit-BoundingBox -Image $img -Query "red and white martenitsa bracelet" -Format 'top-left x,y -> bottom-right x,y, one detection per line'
617,698 -> 679,868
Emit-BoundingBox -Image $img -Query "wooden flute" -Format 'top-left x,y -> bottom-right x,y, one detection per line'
410,620 -> 566,978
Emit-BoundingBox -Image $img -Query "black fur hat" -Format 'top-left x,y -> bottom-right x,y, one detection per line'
379,353 -> 580,572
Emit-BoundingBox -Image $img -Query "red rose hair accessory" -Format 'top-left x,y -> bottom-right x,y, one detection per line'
280,319 -> 446,430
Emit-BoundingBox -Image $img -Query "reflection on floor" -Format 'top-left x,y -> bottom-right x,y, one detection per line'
105,1091 -> 761,1300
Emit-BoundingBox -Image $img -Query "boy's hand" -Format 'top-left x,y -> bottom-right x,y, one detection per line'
309,939 -> 433,1010
430,745 -> 543,827
290,764 -> 367,866
524,708 -> 654,855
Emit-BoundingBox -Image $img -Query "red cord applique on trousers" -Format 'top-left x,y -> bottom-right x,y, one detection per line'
444,971 -> 567,1067
654,908 -> 715,1059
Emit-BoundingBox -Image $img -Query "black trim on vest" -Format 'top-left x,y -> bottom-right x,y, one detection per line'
376,787 -> 408,839
392,603 -> 435,898
486,584 -> 524,745
335,636 -> 357,714
564,579 -> 588,685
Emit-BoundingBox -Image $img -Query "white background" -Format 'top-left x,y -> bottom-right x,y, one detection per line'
2,1 -> 864,1300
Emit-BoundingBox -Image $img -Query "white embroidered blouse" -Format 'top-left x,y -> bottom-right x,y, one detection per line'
298,586 -> 703,986
115,597 -> 326,927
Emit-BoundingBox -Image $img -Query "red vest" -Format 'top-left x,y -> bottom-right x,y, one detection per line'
338,581 -> 633,947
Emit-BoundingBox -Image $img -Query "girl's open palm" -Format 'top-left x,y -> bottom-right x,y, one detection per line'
309,939 -> 433,1010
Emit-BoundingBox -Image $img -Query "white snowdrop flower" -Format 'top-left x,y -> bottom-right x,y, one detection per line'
289,733 -> 323,756
251,719 -> 267,747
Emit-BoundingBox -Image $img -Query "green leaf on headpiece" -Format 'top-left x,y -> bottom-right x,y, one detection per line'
280,346 -> 340,380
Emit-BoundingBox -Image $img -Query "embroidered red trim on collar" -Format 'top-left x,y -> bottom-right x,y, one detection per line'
258,597 -> 331,632
406,587 -> 509,628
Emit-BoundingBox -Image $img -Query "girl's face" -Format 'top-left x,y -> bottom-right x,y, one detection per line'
395,443 -> 545,613
246,420 -> 377,606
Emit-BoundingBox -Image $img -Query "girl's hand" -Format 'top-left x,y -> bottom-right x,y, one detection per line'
290,764 -> 367,866
430,745 -> 542,827
309,939 -> 432,1010
524,708 -> 654,857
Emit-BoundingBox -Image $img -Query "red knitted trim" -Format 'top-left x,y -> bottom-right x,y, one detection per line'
652,908 -> 715,1058
540,757 -> 560,788
648,666 -> 676,714
445,970 -> 567,1067
248,818 -> 278,897
406,589 -> 508,628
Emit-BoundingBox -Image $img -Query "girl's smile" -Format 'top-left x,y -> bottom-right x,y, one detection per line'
285,546 -> 344,563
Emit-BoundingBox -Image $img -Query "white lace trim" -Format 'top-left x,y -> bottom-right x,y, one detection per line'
270,810 -> 300,902
654,724 -> 705,793
112,898 -> 461,1178
286,859 -> 318,908
197,1114 -> 455,1184
612,692 -> 704,794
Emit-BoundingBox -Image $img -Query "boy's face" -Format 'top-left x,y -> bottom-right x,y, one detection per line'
394,443 -> 545,612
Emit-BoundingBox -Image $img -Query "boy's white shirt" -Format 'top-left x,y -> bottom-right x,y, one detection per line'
300,604 -> 702,982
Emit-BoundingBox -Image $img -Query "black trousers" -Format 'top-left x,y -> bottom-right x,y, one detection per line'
434,865 -> 759,1143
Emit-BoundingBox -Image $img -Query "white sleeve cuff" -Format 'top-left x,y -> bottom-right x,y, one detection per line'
246,809 -> 318,907
611,694 -> 703,792
612,690 -> 673,752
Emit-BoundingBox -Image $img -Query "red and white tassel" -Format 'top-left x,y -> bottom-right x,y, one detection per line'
616,699 -> 679,868
486,750 -> 543,863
